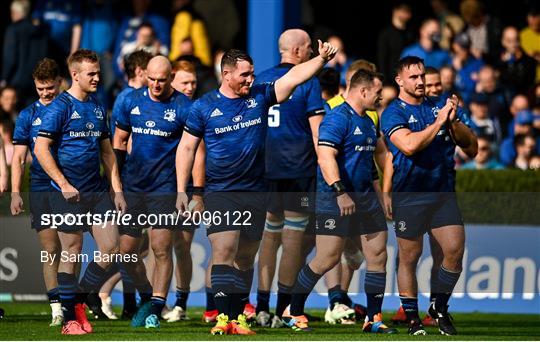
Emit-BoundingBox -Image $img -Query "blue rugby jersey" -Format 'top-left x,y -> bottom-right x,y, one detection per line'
316,102 -> 380,214
184,84 -> 277,192
12,100 -> 52,191
110,86 -> 134,138
381,97 -> 450,205
38,91 -> 109,192
115,87 -> 191,193
256,63 -> 324,179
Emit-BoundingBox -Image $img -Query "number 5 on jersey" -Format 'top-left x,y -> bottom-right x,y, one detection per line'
268,104 -> 280,127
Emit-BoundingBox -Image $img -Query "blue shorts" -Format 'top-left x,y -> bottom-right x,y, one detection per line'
48,190 -> 115,232
204,192 -> 266,241
392,193 -> 463,238
266,177 -> 315,214
315,207 -> 387,237
120,192 -> 182,237
29,191 -> 53,231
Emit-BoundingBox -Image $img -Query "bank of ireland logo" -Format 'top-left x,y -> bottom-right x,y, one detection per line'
94,107 -> 104,120
86,122 -> 95,129
163,109 -> 176,122
397,221 -> 407,232
146,120 -> 156,128
232,115 -> 243,123
246,98 -> 258,109
325,219 -> 336,230
300,196 -> 309,207
367,137 -> 373,144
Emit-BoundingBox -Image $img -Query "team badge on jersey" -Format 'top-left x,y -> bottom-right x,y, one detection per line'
163,109 -> 176,122
95,107 -> 104,120
246,98 -> 258,109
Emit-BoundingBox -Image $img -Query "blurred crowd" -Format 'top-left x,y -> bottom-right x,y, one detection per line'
0,0 -> 539,171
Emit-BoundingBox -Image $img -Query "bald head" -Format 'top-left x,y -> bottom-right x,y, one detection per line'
146,55 -> 173,100
278,29 -> 312,64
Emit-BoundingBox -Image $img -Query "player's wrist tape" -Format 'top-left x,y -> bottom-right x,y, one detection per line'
331,180 -> 346,196
192,186 -> 204,196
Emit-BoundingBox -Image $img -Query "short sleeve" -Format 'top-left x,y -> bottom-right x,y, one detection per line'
12,108 -> 32,145
381,105 -> 408,138
263,82 -> 278,107
184,100 -> 205,138
176,93 -> 193,127
318,113 -> 348,149
99,104 -> 110,140
113,93 -> 131,132
456,106 -> 471,127
38,100 -> 67,140
305,78 -> 325,117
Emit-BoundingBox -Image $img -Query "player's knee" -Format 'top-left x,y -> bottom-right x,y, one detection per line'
313,251 -> 341,274
152,247 -> 172,261
342,248 -> 364,270
398,247 -> 422,264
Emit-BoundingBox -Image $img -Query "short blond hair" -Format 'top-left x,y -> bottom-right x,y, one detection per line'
172,60 -> 196,74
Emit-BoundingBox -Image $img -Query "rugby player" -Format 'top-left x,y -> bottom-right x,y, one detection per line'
282,69 -> 396,334
381,56 -> 474,335
113,56 -> 202,329
10,58 -> 63,327
254,29 -> 325,328
34,49 -> 126,335
389,66 -> 477,328
175,40 -> 337,335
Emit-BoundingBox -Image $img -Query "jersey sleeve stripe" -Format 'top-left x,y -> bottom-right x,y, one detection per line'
12,139 -> 30,146
115,121 -> 131,132
37,130 -> 58,139
183,125 -> 204,138
318,140 -> 340,149
307,108 -> 325,117
387,125 -> 407,137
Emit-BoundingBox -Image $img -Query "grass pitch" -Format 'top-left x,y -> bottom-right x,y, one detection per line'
0,303 -> 539,340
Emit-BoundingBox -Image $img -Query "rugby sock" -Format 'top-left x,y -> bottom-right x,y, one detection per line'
400,296 -> 420,321
150,296 -> 166,317
118,263 -> 137,310
58,272 -> 78,322
256,290 -> 270,313
211,264 -> 235,317
328,285 -> 342,309
78,261 -> 109,295
429,269 -> 439,304
275,282 -> 292,318
47,287 -> 60,304
435,266 -> 461,312
205,287 -> 216,311
290,265 -> 322,316
341,291 -> 353,307
134,280 -> 153,304
174,287 -> 190,309
365,271 -> 386,321
231,268 -> 253,318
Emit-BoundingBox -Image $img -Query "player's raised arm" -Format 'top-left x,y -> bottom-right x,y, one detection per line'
274,40 -> 338,103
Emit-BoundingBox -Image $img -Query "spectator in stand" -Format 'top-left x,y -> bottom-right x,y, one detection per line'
530,155 -> 540,170
379,85 -> 398,113
193,0 -> 240,52
474,65 -> 510,134
459,0 -> 502,63
507,95 -> 530,136
32,0 -> 81,66
520,6 -> 540,82
440,65 -> 458,97
113,0 -> 170,78
451,32 -> 484,105
169,0 -> 212,66
326,35 -> 353,86
512,134 -> 537,170
400,18 -> 452,69
461,135 -> 504,169
80,0 -> 119,109
118,22 -> 169,70
2,0 -> 49,108
0,87 -> 18,122
533,97 -> 540,131
317,67 -> 341,113
468,92 -> 501,144
430,0 -> 465,51
496,26 -> 537,97
499,110 -> 540,166
376,3 -> 414,81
